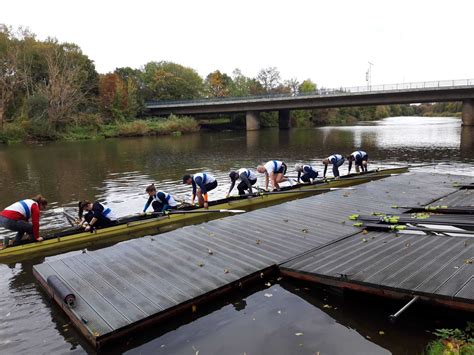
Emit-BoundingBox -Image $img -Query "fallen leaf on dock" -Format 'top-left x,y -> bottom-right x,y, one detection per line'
323,304 -> 332,309
283,219 -> 289,222
464,259 -> 473,264
208,249 -> 213,255
301,229 -> 308,233
362,230 -> 368,234
295,332 -> 303,336
224,268 -> 229,273
264,293 -> 273,298
405,243 -> 411,247
362,238 -> 367,243
256,239 -> 261,244
6,312 -> 10,317
265,282 -> 271,287
208,232 -> 215,237
192,305 -> 197,313
198,262 -> 204,267
278,310 -> 282,314
379,331 -> 385,335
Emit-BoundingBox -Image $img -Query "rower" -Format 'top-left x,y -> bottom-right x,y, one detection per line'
0,195 -> 47,245
227,168 -> 257,197
257,160 -> 290,191
78,200 -> 116,231
294,164 -> 319,183
182,173 -> 218,209
322,154 -> 345,178
144,184 -> 178,212
347,150 -> 368,173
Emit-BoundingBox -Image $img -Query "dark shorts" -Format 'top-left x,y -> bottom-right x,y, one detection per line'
276,163 -> 287,175
204,180 -> 218,192
301,170 -> 318,182
356,154 -> 369,166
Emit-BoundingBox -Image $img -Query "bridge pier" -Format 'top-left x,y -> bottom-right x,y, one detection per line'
462,100 -> 474,126
279,110 -> 291,129
246,111 -> 260,131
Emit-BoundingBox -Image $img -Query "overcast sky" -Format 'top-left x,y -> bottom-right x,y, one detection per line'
3,0 -> 473,88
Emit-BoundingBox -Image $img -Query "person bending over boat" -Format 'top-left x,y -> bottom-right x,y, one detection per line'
182,173 -> 218,209
347,150 -> 368,173
227,168 -> 257,197
295,164 -> 319,183
144,184 -> 178,212
322,154 -> 345,178
257,160 -> 289,191
78,200 -> 116,231
0,195 -> 48,245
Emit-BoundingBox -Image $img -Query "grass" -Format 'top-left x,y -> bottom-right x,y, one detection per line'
0,114 -> 200,143
425,323 -> 474,355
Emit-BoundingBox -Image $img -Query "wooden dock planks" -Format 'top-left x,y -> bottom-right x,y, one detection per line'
33,172 -> 473,348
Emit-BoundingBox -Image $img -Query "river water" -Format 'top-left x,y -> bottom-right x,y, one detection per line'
0,116 -> 472,354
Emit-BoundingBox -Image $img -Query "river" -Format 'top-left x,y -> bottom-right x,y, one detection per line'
0,116 -> 473,354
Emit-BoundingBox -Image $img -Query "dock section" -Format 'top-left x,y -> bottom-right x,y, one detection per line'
33,172 -> 472,348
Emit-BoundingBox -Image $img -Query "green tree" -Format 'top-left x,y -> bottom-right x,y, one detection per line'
257,67 -> 281,93
141,61 -> 203,101
205,70 -> 232,97
299,79 -> 317,93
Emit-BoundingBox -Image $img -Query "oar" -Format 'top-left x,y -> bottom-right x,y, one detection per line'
355,222 -> 474,236
254,187 -> 355,196
52,208 -> 77,227
146,209 -> 246,216
391,206 -> 474,214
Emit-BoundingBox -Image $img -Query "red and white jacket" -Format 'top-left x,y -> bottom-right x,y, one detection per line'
0,199 -> 41,240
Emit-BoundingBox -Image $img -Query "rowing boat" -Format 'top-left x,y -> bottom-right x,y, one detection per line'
0,166 -> 407,262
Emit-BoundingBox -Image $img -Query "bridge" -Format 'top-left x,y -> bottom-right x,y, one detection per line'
145,79 -> 474,130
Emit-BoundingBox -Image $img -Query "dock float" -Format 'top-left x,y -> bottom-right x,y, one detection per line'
33,172 -> 473,348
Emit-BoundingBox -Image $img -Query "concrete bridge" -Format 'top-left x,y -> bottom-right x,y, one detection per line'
145,79 -> 474,130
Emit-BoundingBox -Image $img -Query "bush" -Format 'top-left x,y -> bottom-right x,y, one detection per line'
117,120 -> 149,136
426,323 -> 474,355
0,124 -> 27,143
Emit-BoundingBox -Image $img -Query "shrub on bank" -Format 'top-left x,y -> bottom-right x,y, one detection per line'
426,323 -> 474,355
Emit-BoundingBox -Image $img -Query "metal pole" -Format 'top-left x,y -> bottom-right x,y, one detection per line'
389,296 -> 419,322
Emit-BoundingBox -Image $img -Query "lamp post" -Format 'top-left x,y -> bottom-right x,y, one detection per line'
366,62 -> 374,91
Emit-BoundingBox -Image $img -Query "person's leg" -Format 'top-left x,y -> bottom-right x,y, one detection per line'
197,190 -> 204,207
151,201 -> 164,212
355,164 -> 361,173
301,173 -> 310,183
10,220 -> 34,244
237,181 -> 247,195
204,180 -> 218,193
333,159 -> 345,177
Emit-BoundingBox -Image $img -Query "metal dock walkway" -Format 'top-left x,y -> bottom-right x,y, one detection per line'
33,172 -> 472,348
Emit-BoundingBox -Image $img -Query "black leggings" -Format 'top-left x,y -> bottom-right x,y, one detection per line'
203,180 -> 218,193
237,178 -> 257,195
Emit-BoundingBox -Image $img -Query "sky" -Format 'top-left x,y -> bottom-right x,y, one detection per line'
2,0 -> 473,88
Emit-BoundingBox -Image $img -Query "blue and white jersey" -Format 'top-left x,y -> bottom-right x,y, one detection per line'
193,173 -> 216,184
263,160 -> 283,174
238,168 -> 257,181
152,191 -> 177,207
328,154 -> 344,164
302,165 -> 316,174
351,150 -> 367,162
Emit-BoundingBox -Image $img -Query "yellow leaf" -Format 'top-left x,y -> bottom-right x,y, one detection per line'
192,305 -> 197,313
379,331 -> 385,335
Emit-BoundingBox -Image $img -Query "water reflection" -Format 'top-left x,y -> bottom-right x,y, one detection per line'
0,116 -> 473,354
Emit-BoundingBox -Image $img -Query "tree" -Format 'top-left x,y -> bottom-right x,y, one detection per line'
0,25 -> 23,129
299,79 -> 317,94
141,61 -> 203,101
39,40 -> 98,129
285,78 -> 299,96
256,67 -> 281,93
205,70 -> 232,97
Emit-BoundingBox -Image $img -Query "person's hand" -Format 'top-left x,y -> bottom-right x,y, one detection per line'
226,194 -> 230,198
37,237 -> 44,242
204,202 -> 209,209
140,212 -> 146,216
84,225 -> 91,232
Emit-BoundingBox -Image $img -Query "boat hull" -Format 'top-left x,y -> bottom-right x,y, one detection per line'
0,167 -> 407,262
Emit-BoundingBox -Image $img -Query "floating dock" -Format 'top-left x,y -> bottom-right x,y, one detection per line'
33,172 -> 473,348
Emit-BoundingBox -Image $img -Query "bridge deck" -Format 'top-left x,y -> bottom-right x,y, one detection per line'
33,172 -> 472,348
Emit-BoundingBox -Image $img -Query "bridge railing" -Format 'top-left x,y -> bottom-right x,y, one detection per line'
146,78 -> 474,107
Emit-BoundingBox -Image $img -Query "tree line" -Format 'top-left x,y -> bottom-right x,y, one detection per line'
0,25 -> 462,141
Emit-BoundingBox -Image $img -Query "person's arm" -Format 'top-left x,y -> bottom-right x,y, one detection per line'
143,196 -> 153,212
323,163 -> 328,178
271,173 -> 278,190
195,176 -> 207,194
297,171 -> 301,183
264,172 -> 269,191
239,172 -> 252,194
191,179 -> 197,204
31,204 -> 42,241
348,159 -> 352,174
227,180 -> 236,197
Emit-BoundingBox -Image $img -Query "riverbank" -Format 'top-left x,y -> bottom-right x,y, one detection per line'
0,115 -> 200,144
